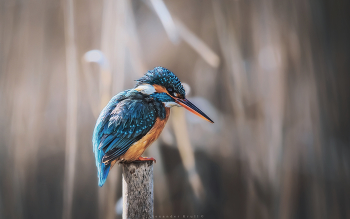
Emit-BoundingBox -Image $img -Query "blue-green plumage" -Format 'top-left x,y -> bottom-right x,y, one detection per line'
92,89 -> 170,186
136,66 -> 186,97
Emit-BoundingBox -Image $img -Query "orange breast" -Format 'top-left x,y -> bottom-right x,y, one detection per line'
118,107 -> 170,162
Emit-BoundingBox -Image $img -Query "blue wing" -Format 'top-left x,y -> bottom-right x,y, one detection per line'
92,89 -> 157,186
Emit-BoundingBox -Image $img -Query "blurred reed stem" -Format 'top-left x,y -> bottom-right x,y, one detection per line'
171,107 -> 205,200
62,0 -> 78,218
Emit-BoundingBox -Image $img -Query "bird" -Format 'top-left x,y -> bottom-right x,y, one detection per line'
92,66 -> 214,187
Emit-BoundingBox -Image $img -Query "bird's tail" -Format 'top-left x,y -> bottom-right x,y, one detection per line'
94,145 -> 111,187
98,161 -> 111,187
93,123 -> 112,187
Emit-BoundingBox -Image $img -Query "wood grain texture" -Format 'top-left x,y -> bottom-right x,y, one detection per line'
122,161 -> 154,219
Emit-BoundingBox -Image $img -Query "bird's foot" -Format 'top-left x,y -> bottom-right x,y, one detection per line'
136,157 -> 156,163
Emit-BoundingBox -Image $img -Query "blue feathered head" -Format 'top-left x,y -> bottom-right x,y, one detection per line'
135,66 -> 214,123
135,67 -> 186,98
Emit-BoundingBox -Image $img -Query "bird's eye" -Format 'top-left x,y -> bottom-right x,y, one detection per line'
167,87 -> 177,97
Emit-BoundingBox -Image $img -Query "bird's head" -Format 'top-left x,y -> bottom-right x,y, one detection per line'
135,67 -> 214,123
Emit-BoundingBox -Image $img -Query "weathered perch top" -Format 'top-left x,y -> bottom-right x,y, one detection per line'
122,160 -> 154,219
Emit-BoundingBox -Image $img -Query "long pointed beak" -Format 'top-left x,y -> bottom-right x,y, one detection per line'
175,98 -> 214,123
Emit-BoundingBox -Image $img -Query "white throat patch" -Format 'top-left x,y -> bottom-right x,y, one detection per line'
164,101 -> 181,108
135,84 -> 156,95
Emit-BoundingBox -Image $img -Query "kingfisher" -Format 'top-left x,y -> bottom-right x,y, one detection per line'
92,67 -> 213,186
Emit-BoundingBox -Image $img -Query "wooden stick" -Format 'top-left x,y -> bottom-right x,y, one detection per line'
122,161 -> 154,219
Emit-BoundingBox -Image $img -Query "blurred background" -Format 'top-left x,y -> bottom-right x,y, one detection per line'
1,0 -> 350,218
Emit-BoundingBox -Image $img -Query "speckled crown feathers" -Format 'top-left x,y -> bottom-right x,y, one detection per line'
135,67 -> 186,96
